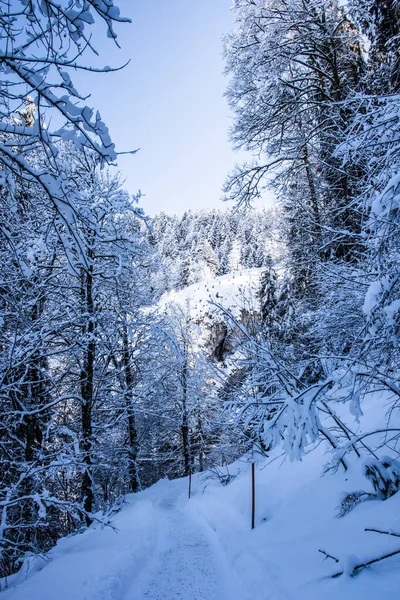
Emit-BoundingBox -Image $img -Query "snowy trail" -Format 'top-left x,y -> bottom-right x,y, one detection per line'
1,479 -> 251,600
131,500 -> 248,600
3,432 -> 400,600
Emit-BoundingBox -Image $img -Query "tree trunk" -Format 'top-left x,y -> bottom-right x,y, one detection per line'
302,143 -> 321,236
180,344 -> 192,476
122,324 -> 141,493
197,418 -> 205,473
80,259 -> 95,525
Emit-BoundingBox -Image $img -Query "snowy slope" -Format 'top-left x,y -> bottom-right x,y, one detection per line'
2,393 -> 400,600
158,268 -> 262,323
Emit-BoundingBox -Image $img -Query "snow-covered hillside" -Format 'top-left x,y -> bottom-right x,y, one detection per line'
159,268 -> 262,321
2,391 -> 399,600
158,268 -> 262,339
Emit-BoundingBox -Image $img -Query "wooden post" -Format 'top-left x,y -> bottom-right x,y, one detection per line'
188,469 -> 192,499
251,462 -> 255,530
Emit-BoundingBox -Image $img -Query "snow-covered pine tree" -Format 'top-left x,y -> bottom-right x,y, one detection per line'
258,256 -> 278,333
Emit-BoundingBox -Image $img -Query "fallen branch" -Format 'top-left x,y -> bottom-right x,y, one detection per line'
365,527 -> 400,538
318,549 -> 339,563
329,547 -> 400,578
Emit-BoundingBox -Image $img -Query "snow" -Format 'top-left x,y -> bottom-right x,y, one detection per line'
159,268 -> 262,323
2,394 -> 400,600
384,299 -> 400,324
362,280 -> 382,315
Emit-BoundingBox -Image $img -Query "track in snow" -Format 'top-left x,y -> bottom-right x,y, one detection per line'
129,508 -> 245,600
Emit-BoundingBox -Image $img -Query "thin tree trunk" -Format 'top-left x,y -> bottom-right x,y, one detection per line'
180,344 -> 192,477
302,143 -> 321,235
122,324 -> 141,493
21,291 -> 47,549
197,417 -> 205,472
80,257 -> 95,525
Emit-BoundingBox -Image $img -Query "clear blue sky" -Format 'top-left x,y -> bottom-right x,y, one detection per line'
74,0 -> 270,215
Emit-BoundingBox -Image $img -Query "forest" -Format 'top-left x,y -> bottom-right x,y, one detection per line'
1,1 -> 400,598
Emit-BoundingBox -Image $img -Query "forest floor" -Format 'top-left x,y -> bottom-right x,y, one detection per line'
2,392 -> 400,600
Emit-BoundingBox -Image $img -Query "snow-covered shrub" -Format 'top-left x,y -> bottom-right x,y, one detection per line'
336,491 -> 374,518
365,457 -> 400,500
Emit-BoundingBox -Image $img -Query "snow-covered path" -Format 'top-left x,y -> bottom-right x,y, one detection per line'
4,434 -> 400,600
1,478 -> 251,600
131,507 -> 244,600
